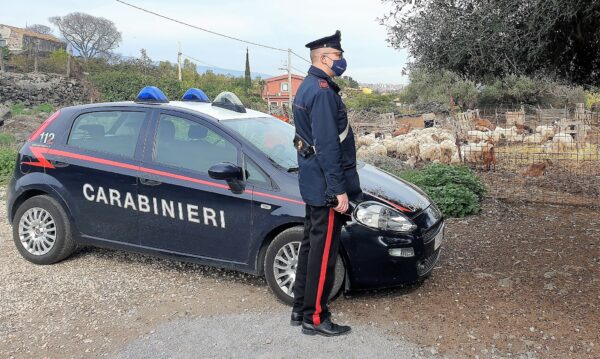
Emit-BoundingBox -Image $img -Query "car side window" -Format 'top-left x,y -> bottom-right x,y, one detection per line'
153,114 -> 238,173
67,111 -> 145,158
244,155 -> 271,188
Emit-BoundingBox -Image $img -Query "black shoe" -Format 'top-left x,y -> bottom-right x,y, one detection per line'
301,319 -> 351,337
290,312 -> 303,326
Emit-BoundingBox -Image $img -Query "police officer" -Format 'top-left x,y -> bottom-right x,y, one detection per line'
291,30 -> 361,337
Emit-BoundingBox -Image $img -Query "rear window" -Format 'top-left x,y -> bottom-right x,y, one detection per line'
67,111 -> 146,158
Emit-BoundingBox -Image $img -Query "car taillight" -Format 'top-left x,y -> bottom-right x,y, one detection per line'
28,110 -> 61,142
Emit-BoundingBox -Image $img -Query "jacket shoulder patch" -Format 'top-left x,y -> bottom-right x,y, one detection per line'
319,79 -> 329,89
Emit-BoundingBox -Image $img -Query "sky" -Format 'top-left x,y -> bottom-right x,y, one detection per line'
1,0 -> 409,84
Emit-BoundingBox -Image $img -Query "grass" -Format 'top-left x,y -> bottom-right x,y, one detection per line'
494,142 -> 600,172
0,133 -> 16,146
10,102 -> 55,116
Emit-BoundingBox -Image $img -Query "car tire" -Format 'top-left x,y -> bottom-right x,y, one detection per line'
264,226 -> 345,306
12,195 -> 76,265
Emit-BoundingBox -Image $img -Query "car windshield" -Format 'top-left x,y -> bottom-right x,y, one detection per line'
222,117 -> 298,170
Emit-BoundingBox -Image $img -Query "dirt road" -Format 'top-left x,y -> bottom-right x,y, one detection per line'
1,187 -> 598,358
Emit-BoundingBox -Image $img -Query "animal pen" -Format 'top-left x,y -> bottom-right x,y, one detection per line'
351,106 -> 600,208
471,105 -> 600,207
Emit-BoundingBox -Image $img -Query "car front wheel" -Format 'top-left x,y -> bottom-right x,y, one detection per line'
264,227 -> 345,306
12,195 -> 76,265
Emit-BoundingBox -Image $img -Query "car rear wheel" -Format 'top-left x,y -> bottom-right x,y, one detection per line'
264,227 -> 345,306
12,195 -> 76,265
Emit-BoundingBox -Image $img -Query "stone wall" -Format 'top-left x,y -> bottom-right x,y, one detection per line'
0,72 -> 90,107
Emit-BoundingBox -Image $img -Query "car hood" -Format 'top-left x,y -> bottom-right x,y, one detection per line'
357,162 -> 432,214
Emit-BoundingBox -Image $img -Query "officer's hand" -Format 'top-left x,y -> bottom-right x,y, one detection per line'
334,193 -> 349,213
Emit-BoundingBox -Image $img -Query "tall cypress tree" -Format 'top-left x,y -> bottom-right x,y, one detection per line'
244,48 -> 251,89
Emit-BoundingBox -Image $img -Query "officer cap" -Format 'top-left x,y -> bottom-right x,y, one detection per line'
305,30 -> 344,52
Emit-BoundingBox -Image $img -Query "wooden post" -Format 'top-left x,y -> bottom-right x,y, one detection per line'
0,47 -> 4,73
33,41 -> 39,73
66,45 -> 71,77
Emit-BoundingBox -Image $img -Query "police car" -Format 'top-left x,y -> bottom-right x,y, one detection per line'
6,87 -> 444,305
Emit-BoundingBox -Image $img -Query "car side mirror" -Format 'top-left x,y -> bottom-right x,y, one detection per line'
208,162 -> 243,181
209,162 -> 245,194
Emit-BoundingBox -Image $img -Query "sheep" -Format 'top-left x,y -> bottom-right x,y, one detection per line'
467,130 -> 490,142
450,151 -> 461,164
415,133 -> 439,145
439,139 -> 458,164
523,133 -> 544,145
356,127 -> 458,164
535,125 -> 555,140
461,141 -> 494,166
392,137 -> 420,160
357,143 -> 387,159
419,143 -> 441,162
492,126 -> 523,143
552,133 -> 575,151
381,137 -> 398,154
356,133 -> 377,148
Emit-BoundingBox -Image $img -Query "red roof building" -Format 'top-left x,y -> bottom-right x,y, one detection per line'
261,74 -> 305,108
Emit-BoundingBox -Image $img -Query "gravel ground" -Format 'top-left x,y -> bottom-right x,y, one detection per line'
1,185 -> 599,359
0,187 -> 442,359
114,312 -> 444,359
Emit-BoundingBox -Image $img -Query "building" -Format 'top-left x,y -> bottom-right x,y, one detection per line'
0,24 -> 65,53
261,74 -> 304,108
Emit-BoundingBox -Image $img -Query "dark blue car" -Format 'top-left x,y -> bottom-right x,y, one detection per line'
6,87 -> 444,305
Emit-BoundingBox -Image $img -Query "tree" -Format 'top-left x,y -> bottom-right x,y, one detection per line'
135,49 -> 153,76
244,48 -> 251,89
49,12 -> 122,59
26,24 -> 52,35
381,0 -> 600,86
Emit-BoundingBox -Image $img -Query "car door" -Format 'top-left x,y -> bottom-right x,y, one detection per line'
49,108 -> 149,245
138,110 -> 253,263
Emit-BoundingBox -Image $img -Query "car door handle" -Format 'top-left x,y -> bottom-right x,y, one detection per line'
50,160 -> 70,168
140,178 -> 162,186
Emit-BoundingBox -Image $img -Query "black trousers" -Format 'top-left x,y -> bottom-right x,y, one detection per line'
292,205 -> 345,326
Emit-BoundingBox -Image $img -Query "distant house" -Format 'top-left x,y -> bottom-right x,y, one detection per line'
261,74 -> 304,108
0,24 -> 65,53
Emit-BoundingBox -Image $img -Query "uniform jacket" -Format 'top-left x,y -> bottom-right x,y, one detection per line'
292,66 -> 361,206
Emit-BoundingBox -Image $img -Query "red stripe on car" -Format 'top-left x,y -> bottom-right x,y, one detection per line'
26,146 -> 305,205
28,110 -> 61,142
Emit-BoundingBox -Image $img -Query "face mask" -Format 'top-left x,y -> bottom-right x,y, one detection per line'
325,56 -> 347,77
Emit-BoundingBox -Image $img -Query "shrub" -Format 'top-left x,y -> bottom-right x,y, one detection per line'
399,164 -> 485,217
400,164 -> 486,199
376,161 -> 485,218
0,147 -> 18,184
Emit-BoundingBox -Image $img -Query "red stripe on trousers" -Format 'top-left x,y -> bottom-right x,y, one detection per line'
313,208 -> 335,326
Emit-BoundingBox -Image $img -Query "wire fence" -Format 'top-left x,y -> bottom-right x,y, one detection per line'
353,107 -> 600,208
468,106 -> 600,207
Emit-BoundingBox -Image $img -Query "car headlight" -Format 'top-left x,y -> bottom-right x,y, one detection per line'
353,201 -> 417,233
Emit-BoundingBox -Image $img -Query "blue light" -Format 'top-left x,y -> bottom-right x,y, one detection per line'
182,88 -> 210,102
136,86 -> 168,103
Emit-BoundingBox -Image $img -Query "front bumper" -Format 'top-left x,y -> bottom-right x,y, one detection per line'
341,206 -> 444,290
5,175 -> 16,222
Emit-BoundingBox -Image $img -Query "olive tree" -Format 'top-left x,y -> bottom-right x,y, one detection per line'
49,12 -> 121,59
26,24 -> 53,35
381,0 -> 600,86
